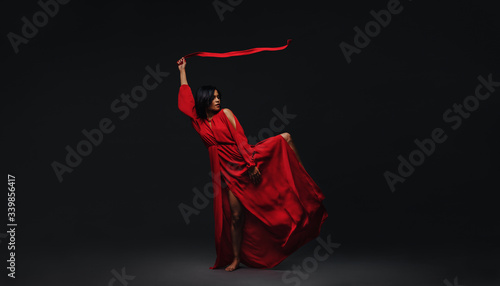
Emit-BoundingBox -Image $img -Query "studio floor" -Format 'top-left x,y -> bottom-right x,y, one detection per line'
11,238 -> 499,286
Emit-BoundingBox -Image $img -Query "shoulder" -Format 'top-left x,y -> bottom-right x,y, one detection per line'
222,108 -> 234,118
222,108 -> 237,129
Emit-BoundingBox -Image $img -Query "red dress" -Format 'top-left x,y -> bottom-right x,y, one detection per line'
178,84 -> 328,269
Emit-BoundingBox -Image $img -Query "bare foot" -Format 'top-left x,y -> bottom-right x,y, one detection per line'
224,258 -> 240,272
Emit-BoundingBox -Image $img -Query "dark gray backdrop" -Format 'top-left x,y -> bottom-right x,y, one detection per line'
2,0 -> 499,285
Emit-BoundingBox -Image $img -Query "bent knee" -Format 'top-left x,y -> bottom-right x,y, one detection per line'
280,132 -> 292,143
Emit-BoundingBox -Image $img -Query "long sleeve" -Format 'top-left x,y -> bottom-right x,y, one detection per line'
226,111 -> 256,169
178,84 -> 198,119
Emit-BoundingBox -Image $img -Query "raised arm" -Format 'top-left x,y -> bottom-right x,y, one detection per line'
177,57 -> 188,85
177,57 -> 197,119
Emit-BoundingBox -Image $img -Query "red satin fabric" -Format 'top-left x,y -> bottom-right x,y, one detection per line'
182,39 -> 292,59
178,84 -> 328,269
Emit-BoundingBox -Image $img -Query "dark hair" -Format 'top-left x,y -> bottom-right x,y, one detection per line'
195,85 -> 221,119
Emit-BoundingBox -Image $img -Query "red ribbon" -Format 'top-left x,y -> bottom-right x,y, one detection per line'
181,39 -> 292,60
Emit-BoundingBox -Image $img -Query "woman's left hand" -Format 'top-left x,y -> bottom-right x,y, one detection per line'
248,166 -> 261,185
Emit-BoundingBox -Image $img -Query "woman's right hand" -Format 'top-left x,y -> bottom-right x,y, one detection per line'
248,166 -> 262,185
177,57 -> 186,71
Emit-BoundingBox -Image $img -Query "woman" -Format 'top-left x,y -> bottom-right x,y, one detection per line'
177,57 -> 328,272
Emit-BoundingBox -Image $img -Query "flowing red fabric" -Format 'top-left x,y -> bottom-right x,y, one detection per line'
178,84 -> 328,269
181,39 -> 292,60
